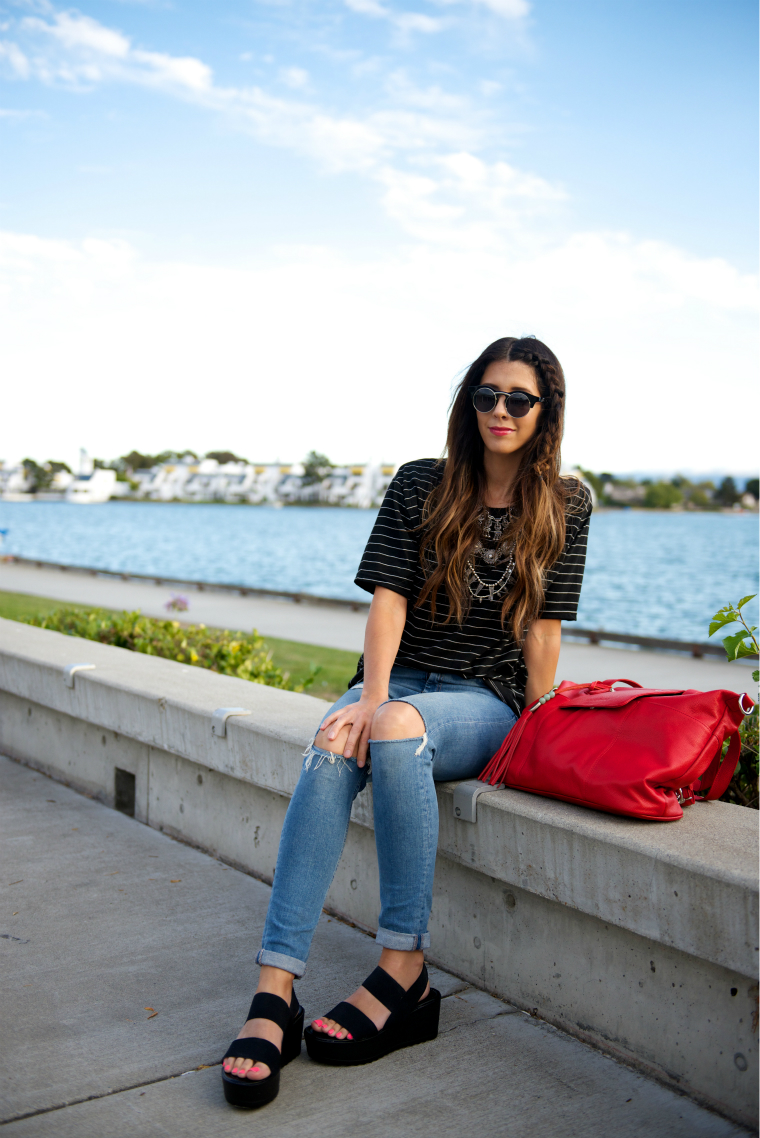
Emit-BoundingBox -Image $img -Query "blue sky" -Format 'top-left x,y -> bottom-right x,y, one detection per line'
0,0 -> 757,471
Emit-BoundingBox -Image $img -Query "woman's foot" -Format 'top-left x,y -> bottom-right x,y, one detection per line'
222,966 -> 294,1081
310,948 -> 429,1040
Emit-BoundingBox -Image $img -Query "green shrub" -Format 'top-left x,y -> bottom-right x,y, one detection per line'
709,596 -> 758,809
23,608 -> 319,692
643,481 -> 682,509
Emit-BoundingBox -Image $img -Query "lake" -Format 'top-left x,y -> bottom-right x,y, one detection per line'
0,501 -> 757,642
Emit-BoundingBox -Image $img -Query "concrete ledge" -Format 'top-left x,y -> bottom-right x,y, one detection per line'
0,617 -> 757,1127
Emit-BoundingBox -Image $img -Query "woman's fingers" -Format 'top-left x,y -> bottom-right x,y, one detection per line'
343,720 -> 365,759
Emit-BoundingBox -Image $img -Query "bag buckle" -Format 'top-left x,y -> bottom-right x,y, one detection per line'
676,785 -> 696,807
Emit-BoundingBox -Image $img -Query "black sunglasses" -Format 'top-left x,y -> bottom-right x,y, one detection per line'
469,386 -> 546,417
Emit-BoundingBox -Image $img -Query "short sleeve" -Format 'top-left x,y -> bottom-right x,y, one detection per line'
354,462 -> 432,598
540,484 -> 592,621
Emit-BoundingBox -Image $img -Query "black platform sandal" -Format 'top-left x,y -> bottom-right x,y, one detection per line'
304,964 -> 440,1066
221,989 -> 304,1108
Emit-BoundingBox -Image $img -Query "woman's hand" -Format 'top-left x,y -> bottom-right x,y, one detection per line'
318,694 -> 385,768
316,586 -> 406,768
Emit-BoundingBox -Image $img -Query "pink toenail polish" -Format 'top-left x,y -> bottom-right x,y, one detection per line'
347,1034 -> 353,1040
328,1029 -> 335,1036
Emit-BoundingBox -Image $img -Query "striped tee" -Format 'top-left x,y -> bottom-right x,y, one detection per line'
351,458 -> 592,703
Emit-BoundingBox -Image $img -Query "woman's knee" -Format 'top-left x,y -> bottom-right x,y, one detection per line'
371,701 -> 425,741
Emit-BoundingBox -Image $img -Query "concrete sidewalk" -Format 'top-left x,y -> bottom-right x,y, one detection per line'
0,560 -> 753,692
0,756 -> 748,1137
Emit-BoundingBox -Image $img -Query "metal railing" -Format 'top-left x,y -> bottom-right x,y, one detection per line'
3,555 -> 756,660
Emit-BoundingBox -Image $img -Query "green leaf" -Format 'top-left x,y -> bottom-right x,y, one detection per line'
722,630 -> 752,661
753,669 -> 759,683
709,613 -> 739,637
736,594 -> 757,611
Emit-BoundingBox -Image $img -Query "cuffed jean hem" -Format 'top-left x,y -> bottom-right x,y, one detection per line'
256,948 -> 307,977
375,925 -> 430,951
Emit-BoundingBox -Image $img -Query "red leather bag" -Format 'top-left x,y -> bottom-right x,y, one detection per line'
479,678 -> 754,821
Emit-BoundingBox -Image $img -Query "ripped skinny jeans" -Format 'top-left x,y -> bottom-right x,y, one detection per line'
256,664 -> 518,977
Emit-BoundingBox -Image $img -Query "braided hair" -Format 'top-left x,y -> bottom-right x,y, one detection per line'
417,335 -> 578,642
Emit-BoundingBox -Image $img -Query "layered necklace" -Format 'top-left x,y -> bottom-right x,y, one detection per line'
465,508 -> 516,603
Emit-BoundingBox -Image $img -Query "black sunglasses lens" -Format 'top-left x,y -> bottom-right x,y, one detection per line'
473,389 -> 497,413
506,393 -> 532,417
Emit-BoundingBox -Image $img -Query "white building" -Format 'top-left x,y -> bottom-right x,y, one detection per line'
66,450 -> 116,504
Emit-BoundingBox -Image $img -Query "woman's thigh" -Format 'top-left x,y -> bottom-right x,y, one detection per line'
392,689 -> 517,781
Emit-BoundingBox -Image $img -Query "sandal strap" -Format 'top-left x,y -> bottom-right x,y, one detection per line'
364,963 -> 428,1022
222,1036 -> 282,1069
245,991 -> 293,1031
323,1001 -> 378,1040
362,966 -> 407,1010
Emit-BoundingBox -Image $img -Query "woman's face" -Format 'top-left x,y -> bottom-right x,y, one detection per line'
474,359 -> 542,458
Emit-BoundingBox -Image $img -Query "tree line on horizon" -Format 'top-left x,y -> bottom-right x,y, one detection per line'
11,453 -> 760,509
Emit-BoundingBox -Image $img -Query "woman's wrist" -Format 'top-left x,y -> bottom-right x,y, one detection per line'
359,687 -> 388,706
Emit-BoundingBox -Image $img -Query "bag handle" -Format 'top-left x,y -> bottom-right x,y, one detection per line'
559,678 -> 644,694
696,731 -> 742,801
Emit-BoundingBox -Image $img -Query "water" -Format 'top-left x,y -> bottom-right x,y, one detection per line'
0,501 -> 757,643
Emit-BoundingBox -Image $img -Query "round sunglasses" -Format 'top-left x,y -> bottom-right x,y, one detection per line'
469,386 -> 546,418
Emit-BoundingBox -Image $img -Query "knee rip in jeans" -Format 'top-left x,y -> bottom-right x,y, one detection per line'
302,741 -> 356,776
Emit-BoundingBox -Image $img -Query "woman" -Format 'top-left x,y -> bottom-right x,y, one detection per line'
221,335 -> 592,1107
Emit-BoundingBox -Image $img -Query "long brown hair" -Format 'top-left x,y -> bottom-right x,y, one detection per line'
416,335 -> 575,644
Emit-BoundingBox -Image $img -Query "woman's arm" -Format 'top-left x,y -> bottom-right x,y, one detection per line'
318,585 -> 407,768
522,618 -> 562,709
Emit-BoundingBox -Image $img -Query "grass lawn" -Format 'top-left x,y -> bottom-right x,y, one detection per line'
0,590 -> 357,704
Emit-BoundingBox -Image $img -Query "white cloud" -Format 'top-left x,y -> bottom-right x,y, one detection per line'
24,11 -> 130,57
474,0 -> 529,17
430,0 -> 529,18
279,65 -> 309,89
0,40 -> 30,77
343,0 -> 445,34
0,5 -> 755,474
0,228 -> 755,473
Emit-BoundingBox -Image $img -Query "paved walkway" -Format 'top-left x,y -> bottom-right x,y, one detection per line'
0,756 -> 748,1137
0,561 -> 753,693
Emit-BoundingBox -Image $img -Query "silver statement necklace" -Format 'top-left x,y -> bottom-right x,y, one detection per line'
465,508 -> 516,602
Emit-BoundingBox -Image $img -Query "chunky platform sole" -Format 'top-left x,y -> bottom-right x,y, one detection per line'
304,988 -> 441,1067
221,1007 -> 304,1108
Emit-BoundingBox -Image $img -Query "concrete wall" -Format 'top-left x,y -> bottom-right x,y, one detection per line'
0,617 -> 756,1127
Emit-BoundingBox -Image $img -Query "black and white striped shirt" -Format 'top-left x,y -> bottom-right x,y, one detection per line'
351,458 -> 591,701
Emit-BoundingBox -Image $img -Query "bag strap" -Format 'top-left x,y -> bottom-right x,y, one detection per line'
697,731 -> 742,801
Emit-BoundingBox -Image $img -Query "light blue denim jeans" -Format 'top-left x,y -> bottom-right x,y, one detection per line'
256,665 -> 518,976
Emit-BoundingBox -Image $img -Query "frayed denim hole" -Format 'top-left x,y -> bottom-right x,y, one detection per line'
302,742 -> 353,776
414,732 -> 428,757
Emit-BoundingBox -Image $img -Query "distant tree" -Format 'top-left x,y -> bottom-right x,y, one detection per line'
688,489 -> 713,510
745,478 -> 759,501
577,467 -> 604,499
121,451 -> 158,472
205,451 -> 247,465
21,458 -> 48,492
643,481 -> 682,509
20,459 -> 70,491
716,476 -> 740,507
302,451 -> 334,485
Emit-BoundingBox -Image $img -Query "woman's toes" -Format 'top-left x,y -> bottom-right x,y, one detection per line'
247,1063 -> 270,1080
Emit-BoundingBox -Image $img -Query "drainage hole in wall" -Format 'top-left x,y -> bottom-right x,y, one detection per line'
734,1053 -> 748,1072
731,987 -> 738,996
114,769 -> 136,817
